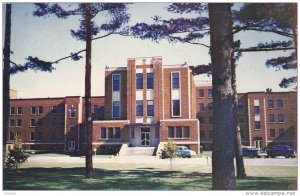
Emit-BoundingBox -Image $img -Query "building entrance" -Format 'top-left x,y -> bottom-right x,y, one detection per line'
141,128 -> 150,146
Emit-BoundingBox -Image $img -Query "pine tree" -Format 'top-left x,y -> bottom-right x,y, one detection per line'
5,136 -> 29,170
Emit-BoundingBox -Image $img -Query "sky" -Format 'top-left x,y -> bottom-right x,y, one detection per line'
2,2 -> 297,98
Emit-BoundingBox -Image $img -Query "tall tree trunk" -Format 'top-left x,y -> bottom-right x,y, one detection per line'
209,3 -> 236,190
84,3 -> 94,179
289,4 -> 297,58
3,3 -> 12,164
232,59 -> 246,179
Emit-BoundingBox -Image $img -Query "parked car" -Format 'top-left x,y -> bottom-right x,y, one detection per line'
242,146 -> 267,158
177,146 -> 197,158
266,145 -> 296,158
159,146 -> 196,159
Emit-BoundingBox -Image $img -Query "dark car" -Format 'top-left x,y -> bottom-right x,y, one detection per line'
266,145 -> 296,158
242,146 -> 267,158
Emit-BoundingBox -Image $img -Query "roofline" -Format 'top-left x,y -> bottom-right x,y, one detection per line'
10,96 -> 105,101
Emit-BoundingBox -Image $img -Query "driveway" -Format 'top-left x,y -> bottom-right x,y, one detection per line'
28,154 -> 297,166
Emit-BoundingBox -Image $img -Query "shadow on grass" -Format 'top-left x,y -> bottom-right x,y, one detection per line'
3,167 -> 296,190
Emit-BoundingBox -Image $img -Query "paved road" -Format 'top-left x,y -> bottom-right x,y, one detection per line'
28,155 -> 297,166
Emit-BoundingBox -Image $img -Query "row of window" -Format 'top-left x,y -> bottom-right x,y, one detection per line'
199,103 -> 213,111
10,106 -> 43,115
112,100 -> 156,118
9,118 -> 64,127
270,128 -> 285,138
9,132 -> 42,141
269,114 -> 285,123
168,126 -> 190,139
268,100 -> 283,109
100,127 -> 121,139
199,89 -> 213,98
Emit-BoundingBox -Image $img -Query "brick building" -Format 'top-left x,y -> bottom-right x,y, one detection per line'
196,84 -> 297,150
7,57 -> 297,154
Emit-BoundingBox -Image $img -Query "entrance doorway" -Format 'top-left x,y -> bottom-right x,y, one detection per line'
141,128 -> 150,146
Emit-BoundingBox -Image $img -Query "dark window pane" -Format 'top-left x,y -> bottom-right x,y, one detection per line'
101,128 -> 106,139
147,100 -> 154,116
277,100 -> 283,108
113,75 -> 120,91
9,119 -> 14,127
269,114 -> 275,123
147,73 -> 153,89
31,107 -> 36,115
270,129 -> 275,137
108,128 -> 114,139
38,106 -> 43,114
238,100 -> 243,109
136,73 -> 143,89
10,107 -> 15,115
114,127 -> 121,139
17,107 -> 22,115
183,126 -> 189,138
172,100 -> 180,116
113,101 -> 120,118
199,90 -> 204,98
175,126 -> 182,138
278,114 -> 284,122
199,103 -> 204,111
30,132 -> 35,140
168,127 -> 174,138
136,100 -> 143,117
172,72 -> 180,89
255,121 -> 261,130
254,106 -> 260,115
268,100 -> 274,108
208,90 -> 213,98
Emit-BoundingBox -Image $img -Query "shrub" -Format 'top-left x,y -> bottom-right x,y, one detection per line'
5,136 -> 29,169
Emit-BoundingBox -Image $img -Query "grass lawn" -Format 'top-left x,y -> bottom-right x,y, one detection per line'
3,159 -> 297,190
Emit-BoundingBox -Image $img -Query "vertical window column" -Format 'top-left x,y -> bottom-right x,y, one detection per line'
171,72 -> 181,117
112,74 -> 121,118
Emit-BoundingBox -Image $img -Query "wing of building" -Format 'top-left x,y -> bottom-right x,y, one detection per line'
8,57 -> 297,155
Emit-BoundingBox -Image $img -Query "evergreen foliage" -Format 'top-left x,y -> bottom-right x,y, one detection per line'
5,137 -> 29,170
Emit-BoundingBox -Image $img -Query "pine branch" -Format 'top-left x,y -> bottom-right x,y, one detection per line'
233,26 -> 294,38
52,49 -> 86,64
236,47 -> 295,52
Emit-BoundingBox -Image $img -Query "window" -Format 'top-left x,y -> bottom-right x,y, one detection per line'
9,132 -> 14,141
208,103 -> 213,110
238,116 -> 245,124
108,128 -> 114,139
168,127 -> 175,138
200,131 -> 205,140
93,105 -> 99,113
183,126 -> 190,138
268,100 -> 274,109
10,107 -> 15,115
279,128 -> 285,136
172,72 -> 180,89
208,89 -> 213,98
31,107 -> 36,115
175,127 -> 182,138
172,100 -> 180,117
278,114 -> 284,123
238,100 -> 243,109
255,121 -> 261,130
147,73 -> 153,89
38,106 -> 43,114
112,74 -> 120,91
69,141 -> 75,149
30,132 -> 35,140
254,106 -> 260,115
277,100 -> 283,108
16,119 -> 22,127
270,129 -> 275,138
100,128 -> 106,139
269,114 -> 275,123
17,107 -> 22,115
147,100 -> 154,116
199,90 -> 204,98
136,73 -> 143,90
112,101 -> 120,118
36,132 -> 42,140
114,127 -> 121,139
199,116 -> 205,124
199,103 -> 204,111
70,105 -> 76,118
30,119 -> 35,127
209,117 -> 213,124
9,119 -> 15,127
37,119 -> 43,127
136,100 -> 143,117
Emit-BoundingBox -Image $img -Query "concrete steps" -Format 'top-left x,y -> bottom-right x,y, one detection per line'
122,147 -> 156,156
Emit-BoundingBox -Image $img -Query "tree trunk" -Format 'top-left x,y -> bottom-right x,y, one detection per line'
3,3 -> 12,164
84,3 -> 94,179
209,3 -> 236,190
232,59 -> 246,179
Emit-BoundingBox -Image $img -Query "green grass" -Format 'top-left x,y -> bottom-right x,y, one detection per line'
3,160 -> 297,190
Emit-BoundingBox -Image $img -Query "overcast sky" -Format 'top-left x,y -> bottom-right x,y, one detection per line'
3,3 -> 297,98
